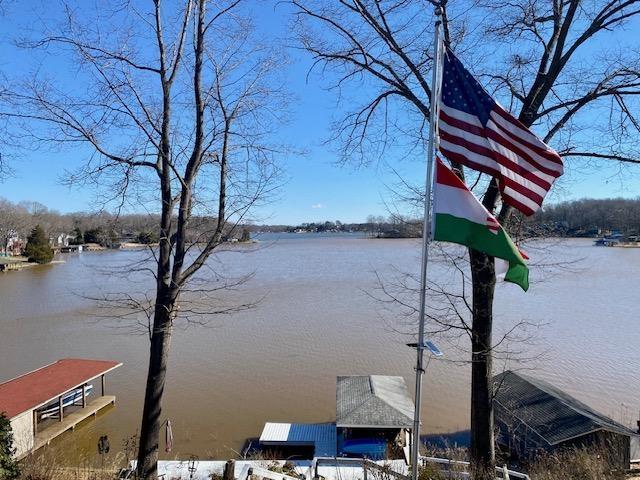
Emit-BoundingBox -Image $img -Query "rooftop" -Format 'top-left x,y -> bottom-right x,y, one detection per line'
0,358 -> 122,418
336,375 -> 414,428
259,422 -> 337,457
494,370 -> 637,446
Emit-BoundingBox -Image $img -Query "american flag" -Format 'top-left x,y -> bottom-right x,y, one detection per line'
437,46 -> 563,216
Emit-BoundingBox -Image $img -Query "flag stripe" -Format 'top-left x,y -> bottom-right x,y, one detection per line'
433,178 -> 489,225
501,186 -> 543,213
434,214 -> 529,291
434,157 -> 467,190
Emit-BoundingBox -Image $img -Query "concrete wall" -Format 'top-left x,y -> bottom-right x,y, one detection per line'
10,411 -> 34,458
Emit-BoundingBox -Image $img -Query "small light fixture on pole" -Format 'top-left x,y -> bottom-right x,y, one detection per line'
407,339 -> 444,477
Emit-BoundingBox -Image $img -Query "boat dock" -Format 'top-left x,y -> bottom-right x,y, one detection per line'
33,395 -> 116,450
0,358 -> 122,459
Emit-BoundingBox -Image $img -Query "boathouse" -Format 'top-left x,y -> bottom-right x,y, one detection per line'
259,375 -> 415,461
0,358 -> 122,459
494,370 -> 640,470
336,375 -> 414,460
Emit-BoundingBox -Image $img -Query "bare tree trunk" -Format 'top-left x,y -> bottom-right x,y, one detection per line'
137,286 -> 176,479
469,249 -> 496,480
467,181 -> 500,480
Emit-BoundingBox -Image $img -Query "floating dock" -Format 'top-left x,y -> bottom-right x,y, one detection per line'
0,358 -> 122,459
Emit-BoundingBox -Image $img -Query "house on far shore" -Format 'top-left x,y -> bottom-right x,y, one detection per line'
2,231 -> 23,256
494,370 -> 640,470
52,233 -> 74,247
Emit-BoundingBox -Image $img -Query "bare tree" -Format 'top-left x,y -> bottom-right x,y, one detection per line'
292,1 -> 640,478
2,1 -> 285,478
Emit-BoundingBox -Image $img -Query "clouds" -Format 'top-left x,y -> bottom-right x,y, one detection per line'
311,203 -> 325,209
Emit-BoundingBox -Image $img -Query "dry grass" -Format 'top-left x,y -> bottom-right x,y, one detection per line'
527,448 -> 626,480
17,451 -> 122,480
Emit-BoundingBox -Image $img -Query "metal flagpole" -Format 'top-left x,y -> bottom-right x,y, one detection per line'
410,8 -> 442,480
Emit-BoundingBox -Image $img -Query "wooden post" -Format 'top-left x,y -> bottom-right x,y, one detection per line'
82,384 -> 87,408
101,375 -> 105,396
223,459 -> 235,480
33,410 -> 38,436
58,396 -> 63,422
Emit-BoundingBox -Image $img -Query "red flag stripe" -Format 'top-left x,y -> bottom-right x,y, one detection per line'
435,157 -> 468,190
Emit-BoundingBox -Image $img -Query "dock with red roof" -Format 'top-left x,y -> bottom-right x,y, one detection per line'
0,358 -> 122,459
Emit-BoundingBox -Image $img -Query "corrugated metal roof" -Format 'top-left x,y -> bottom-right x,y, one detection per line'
260,422 -> 337,457
494,371 -> 636,446
0,358 -> 122,418
336,376 -> 414,428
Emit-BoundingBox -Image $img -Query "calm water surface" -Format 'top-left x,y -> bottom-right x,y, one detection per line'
0,235 -> 638,463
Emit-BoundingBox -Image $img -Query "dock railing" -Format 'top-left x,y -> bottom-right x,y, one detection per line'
419,456 -> 530,480
311,457 -> 409,480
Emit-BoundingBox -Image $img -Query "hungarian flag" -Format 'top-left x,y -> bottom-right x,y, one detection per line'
433,158 -> 529,291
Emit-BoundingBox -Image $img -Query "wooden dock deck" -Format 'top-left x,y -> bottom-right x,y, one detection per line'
32,395 -> 116,451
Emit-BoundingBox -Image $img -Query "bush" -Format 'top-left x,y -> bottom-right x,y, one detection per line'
23,226 -> 54,264
136,231 -> 158,244
82,228 -> 104,245
0,412 -> 20,480
70,227 -> 83,245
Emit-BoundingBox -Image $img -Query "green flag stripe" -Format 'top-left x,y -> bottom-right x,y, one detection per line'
434,213 -> 529,291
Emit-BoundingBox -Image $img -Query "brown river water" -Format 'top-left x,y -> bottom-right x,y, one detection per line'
0,235 -> 638,464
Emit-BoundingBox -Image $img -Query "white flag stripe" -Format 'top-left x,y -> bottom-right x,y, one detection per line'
440,104 -> 484,129
489,111 -> 562,164
438,137 -> 550,198
495,258 -> 510,279
433,181 -> 493,226
502,185 -> 542,212
440,117 -> 556,185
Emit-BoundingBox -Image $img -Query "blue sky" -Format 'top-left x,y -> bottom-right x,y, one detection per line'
1,1 -> 639,225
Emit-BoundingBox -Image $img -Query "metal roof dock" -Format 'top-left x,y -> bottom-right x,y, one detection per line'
260,423 -> 337,457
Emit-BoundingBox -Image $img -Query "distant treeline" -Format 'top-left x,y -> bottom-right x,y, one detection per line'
0,198 -> 243,247
530,198 -> 640,236
258,215 -> 422,238
3,197 -> 637,246
0,198 -> 423,245
0,198 -> 162,246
